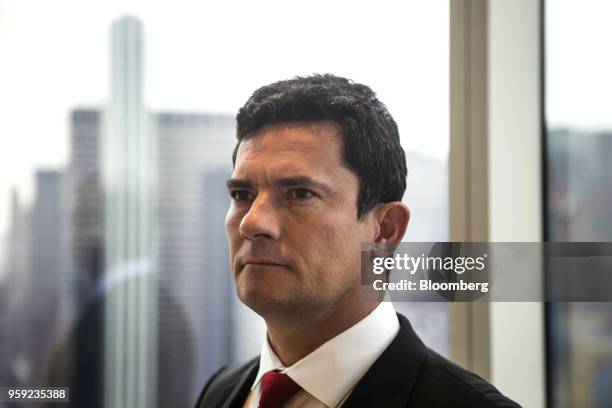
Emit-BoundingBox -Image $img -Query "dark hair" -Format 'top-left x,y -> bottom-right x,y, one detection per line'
233,74 -> 407,219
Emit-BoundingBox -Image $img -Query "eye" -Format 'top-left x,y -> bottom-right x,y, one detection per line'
290,188 -> 315,200
230,190 -> 254,202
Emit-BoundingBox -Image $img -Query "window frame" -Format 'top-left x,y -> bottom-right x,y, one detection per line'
448,1 -> 546,406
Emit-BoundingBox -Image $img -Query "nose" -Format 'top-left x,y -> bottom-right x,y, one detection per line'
239,191 -> 281,241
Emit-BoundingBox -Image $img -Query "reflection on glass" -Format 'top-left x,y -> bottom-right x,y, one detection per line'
0,2 -> 449,406
546,1 -> 612,407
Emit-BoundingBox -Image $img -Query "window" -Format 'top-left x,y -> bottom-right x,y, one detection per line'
0,1 -> 450,406
545,1 -> 612,407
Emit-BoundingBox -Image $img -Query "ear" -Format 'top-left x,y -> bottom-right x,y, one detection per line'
372,202 -> 410,244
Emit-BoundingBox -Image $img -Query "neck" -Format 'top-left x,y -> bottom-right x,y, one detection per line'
264,299 -> 380,367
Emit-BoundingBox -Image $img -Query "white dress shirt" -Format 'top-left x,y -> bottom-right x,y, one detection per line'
244,301 -> 400,408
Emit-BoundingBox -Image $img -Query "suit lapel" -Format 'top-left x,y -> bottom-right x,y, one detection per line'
340,313 -> 426,408
221,358 -> 260,408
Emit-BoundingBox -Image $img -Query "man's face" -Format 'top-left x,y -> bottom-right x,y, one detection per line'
225,121 -> 376,316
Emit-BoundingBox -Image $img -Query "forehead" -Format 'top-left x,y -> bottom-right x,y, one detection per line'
234,121 -> 346,176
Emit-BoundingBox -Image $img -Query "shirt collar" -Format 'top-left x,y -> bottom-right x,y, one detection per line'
252,301 -> 399,407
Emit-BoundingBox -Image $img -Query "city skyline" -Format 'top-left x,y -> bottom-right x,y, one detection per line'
0,14 -> 248,407
0,9 -> 452,407
0,1 -> 451,234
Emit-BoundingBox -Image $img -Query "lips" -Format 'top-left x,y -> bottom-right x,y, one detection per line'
239,257 -> 290,270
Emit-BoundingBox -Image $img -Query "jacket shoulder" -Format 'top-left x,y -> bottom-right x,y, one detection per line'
194,357 -> 259,408
411,348 -> 522,408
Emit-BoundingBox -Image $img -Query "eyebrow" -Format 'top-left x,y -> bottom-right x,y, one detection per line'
226,176 -> 333,195
226,178 -> 253,190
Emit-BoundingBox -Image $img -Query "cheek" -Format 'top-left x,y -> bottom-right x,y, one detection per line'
309,216 -> 364,275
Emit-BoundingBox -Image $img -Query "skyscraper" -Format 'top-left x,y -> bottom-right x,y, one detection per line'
47,108 -> 106,406
156,113 -> 235,406
103,16 -> 158,408
29,170 -> 67,383
4,190 -> 31,318
70,109 -> 103,287
2,190 -> 32,386
61,16 -> 248,407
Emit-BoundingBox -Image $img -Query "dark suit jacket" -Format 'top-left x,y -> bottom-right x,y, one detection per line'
195,313 -> 521,407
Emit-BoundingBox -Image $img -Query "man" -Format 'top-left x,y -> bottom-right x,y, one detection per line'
195,75 -> 520,408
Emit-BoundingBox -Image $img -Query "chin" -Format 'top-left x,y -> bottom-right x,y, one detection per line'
236,283 -> 296,314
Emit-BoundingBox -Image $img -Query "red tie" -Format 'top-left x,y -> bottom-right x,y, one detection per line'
258,370 -> 302,408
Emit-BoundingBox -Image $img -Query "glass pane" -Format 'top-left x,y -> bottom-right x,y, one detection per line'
545,1 -> 612,407
0,1 -> 449,406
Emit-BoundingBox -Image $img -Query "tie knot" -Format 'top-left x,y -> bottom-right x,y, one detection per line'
259,370 -> 302,408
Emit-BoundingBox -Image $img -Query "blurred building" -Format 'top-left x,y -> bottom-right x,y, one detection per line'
1,15 -> 243,408
50,109 -> 106,407
403,151 -> 448,242
200,167 -> 235,360
547,128 -> 612,241
70,109 -> 103,295
156,113 -> 235,406
547,127 -> 612,408
63,107 -> 237,407
29,170 -> 67,383
102,16 -> 158,408
2,190 -> 32,385
5,191 -> 31,316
